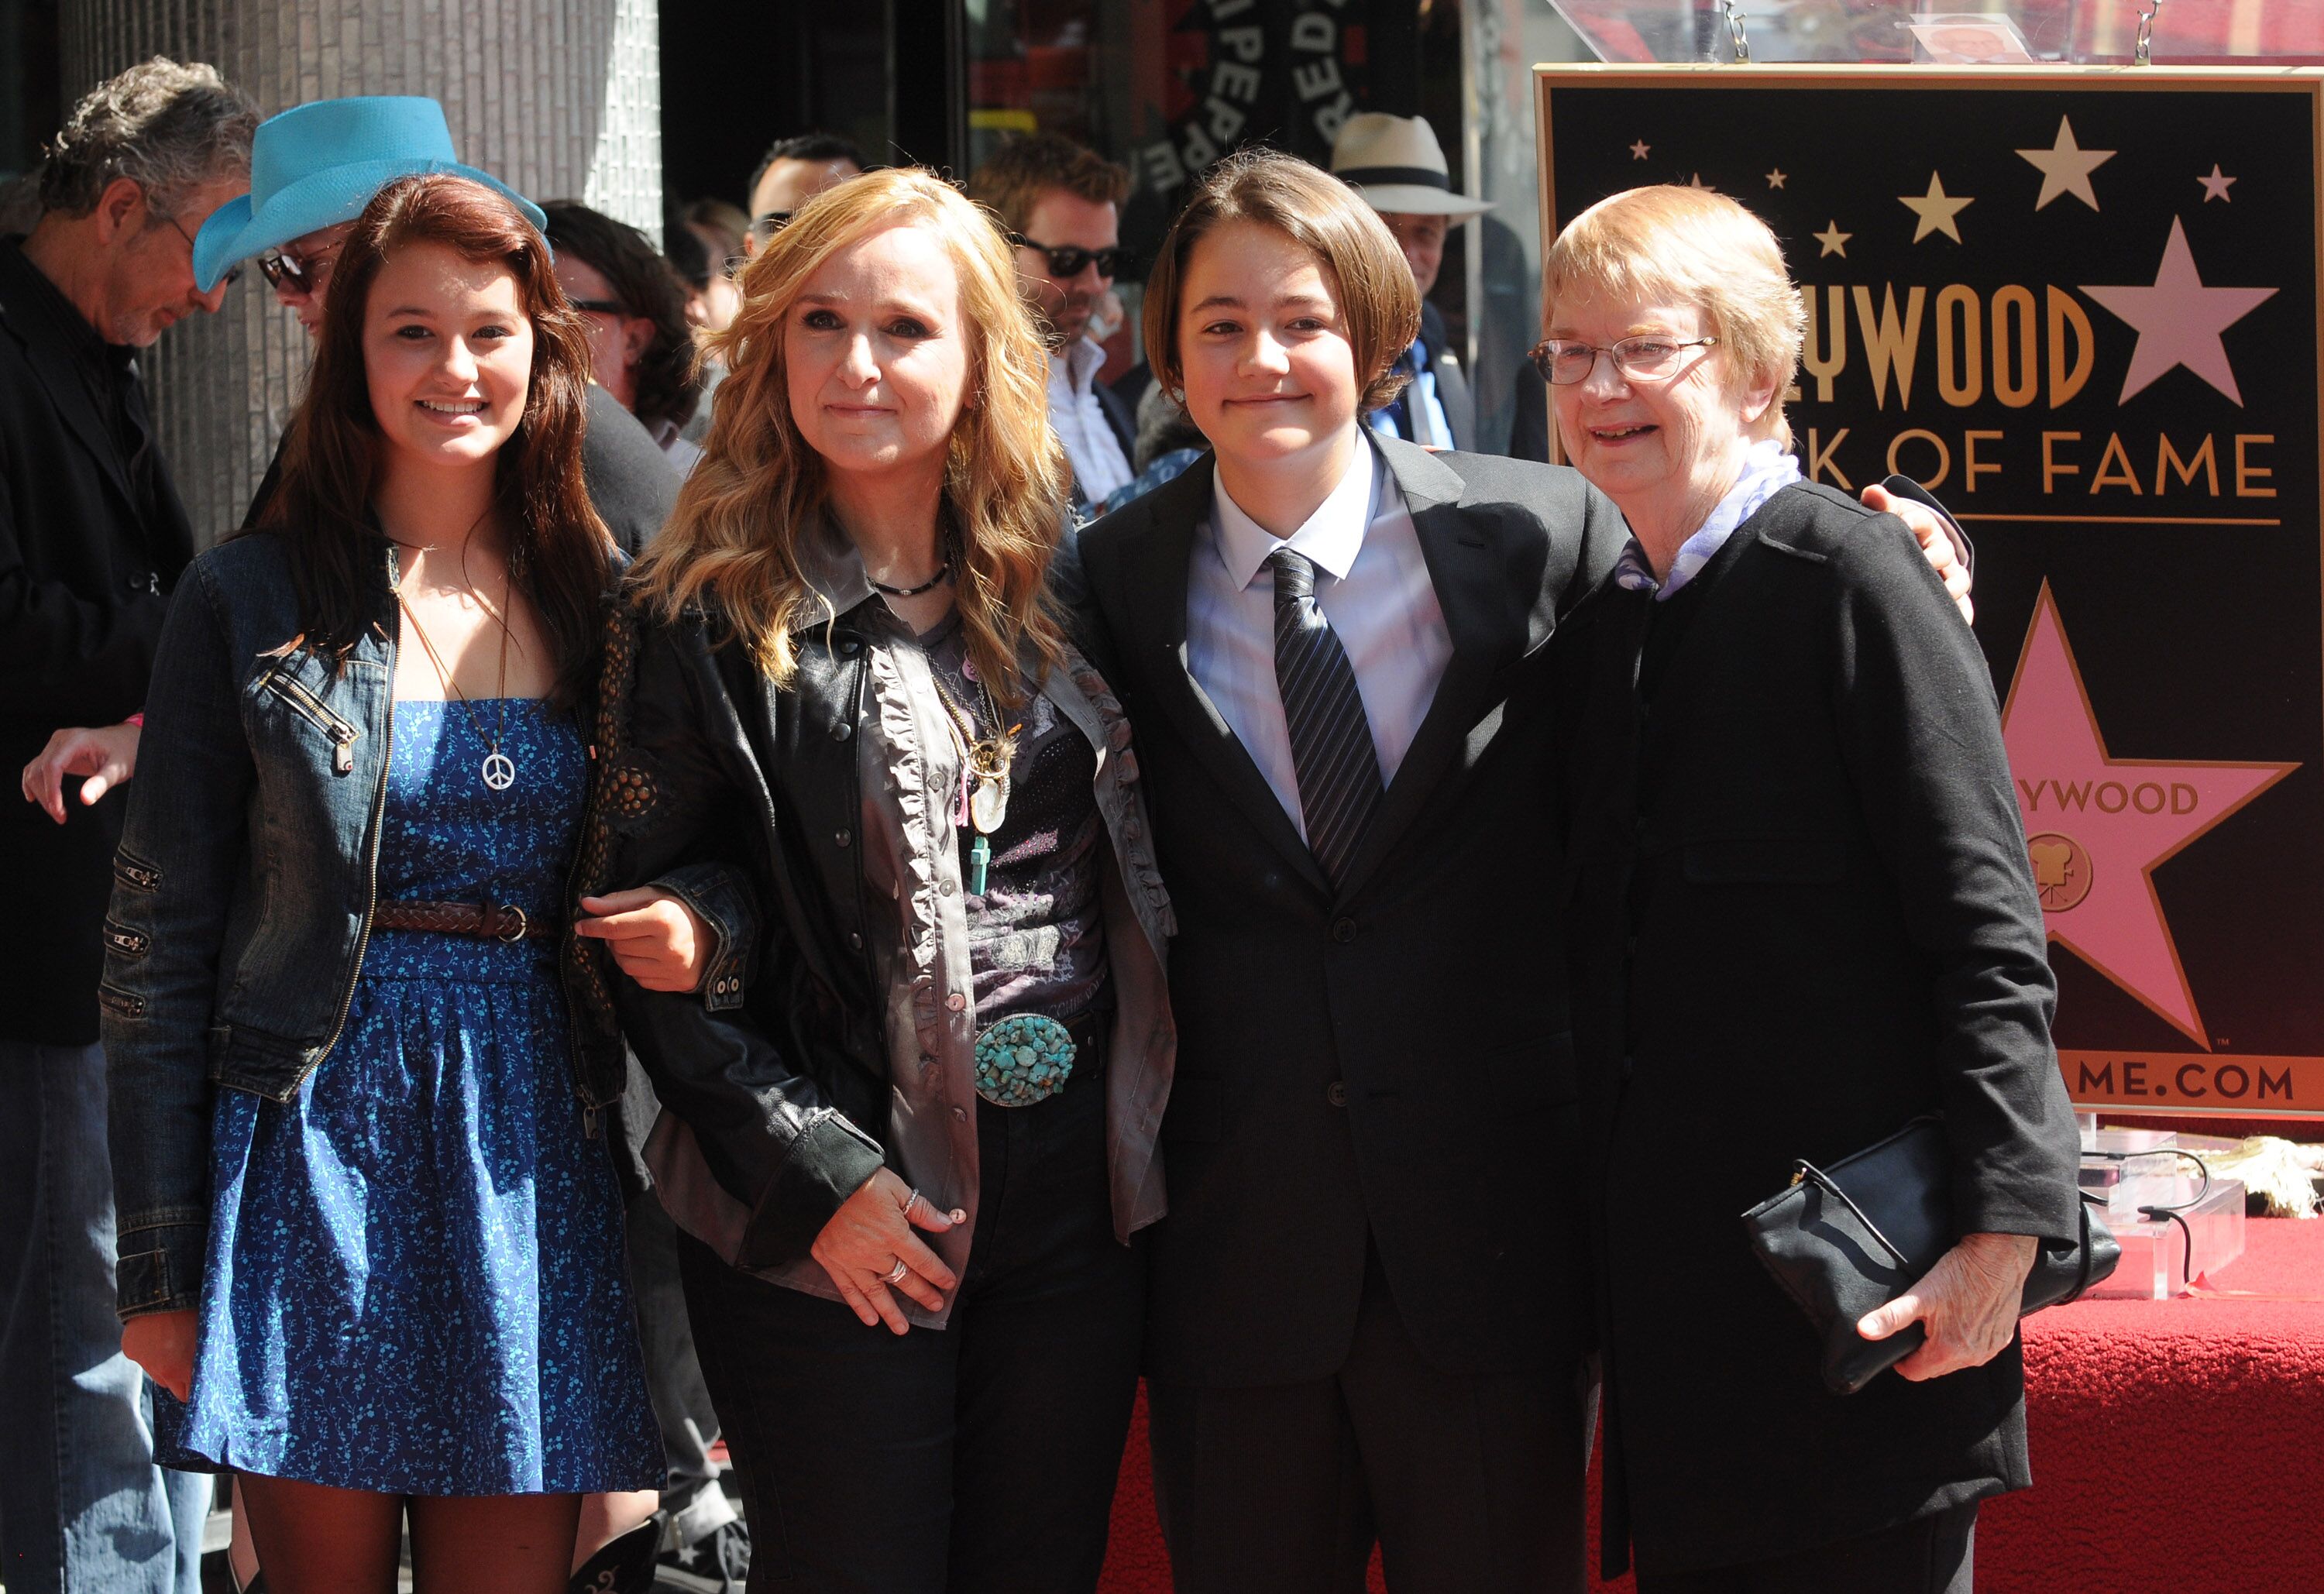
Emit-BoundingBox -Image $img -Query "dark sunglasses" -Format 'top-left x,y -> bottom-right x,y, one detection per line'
1006,233 -> 1134,280
255,241 -> 341,292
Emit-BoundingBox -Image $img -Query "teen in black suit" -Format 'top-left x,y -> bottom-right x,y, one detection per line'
1074,147 -> 1628,1594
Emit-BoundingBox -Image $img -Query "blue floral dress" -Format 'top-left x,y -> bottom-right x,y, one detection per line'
160,699 -> 663,1495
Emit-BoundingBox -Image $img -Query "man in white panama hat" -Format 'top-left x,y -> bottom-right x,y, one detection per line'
1329,112 -> 1490,452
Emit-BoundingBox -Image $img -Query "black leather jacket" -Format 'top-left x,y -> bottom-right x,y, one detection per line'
569,575 -> 1177,1304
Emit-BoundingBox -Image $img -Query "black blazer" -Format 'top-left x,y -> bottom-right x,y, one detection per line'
1560,483 -> 2082,1577
0,239 -> 195,1045
1074,438 -> 1629,1386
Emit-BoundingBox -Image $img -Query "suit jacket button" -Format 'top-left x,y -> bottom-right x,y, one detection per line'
835,828 -> 852,848
846,931 -> 865,951
1325,1080 -> 1349,1108
1330,916 -> 1356,943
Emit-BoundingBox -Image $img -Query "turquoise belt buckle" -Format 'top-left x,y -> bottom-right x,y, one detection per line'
972,1013 -> 1078,1107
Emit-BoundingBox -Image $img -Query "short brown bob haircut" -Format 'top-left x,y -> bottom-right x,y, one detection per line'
1142,147 -> 1420,417
966,132 -> 1132,236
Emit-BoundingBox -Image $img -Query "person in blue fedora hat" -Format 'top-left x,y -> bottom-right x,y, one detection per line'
198,97 -> 679,561
192,96 -> 545,298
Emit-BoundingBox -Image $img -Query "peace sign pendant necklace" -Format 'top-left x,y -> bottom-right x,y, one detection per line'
397,565 -> 516,792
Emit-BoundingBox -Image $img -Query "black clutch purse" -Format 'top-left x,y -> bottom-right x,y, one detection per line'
1741,1115 -> 2119,1395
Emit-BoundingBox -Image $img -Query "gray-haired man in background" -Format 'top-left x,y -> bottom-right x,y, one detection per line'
1,57 -> 256,1594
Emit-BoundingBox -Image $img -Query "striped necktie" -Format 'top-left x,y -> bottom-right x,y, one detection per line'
1268,548 -> 1384,885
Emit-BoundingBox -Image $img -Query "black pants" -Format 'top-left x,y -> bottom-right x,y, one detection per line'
676,1060 -> 1143,1594
626,1184 -> 734,1542
1638,1503 -> 1978,1594
1147,1249 -> 1594,1594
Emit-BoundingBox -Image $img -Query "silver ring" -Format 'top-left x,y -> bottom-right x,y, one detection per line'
882,1259 -> 909,1286
900,1188 -> 921,1220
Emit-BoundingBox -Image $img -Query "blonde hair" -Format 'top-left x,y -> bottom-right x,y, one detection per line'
632,167 -> 1071,703
1143,146 -> 1421,416
1542,185 -> 1805,446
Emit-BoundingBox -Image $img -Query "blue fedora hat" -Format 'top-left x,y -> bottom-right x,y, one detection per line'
193,96 -> 550,290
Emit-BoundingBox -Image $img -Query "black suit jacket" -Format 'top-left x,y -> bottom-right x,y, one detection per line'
1560,483 -> 2081,1576
0,239 -> 195,1045
1074,438 -> 1628,1386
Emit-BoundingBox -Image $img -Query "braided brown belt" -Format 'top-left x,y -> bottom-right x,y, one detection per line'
372,899 -> 563,943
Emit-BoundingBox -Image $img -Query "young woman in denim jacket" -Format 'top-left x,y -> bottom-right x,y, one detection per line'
570,167 -> 1177,1593
99,174 -> 721,1592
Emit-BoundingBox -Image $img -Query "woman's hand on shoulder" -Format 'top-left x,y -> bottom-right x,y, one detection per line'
122,1308 -> 198,1402
575,888 -> 713,991
19,721 -> 141,823
1859,483 -> 1973,626
1855,1231 -> 2038,1380
811,1169 -> 966,1335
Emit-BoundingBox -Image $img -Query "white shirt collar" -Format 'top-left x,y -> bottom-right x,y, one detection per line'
1212,434 -> 1382,593
1050,335 -> 1107,396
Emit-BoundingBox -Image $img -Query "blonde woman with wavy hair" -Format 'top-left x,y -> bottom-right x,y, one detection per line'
570,164 -> 1179,1594
633,166 -> 1067,699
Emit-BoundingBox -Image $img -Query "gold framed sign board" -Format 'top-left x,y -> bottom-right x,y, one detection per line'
1535,66 -> 2324,1118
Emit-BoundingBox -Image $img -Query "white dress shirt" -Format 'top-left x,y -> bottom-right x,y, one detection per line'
1363,336 -> 1456,449
1185,434 -> 1454,842
1047,336 -> 1133,504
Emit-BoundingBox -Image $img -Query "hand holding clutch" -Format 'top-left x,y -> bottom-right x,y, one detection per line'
1854,1232 -> 2037,1380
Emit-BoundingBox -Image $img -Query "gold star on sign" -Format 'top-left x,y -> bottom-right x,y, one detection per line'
2199,163 -> 2236,202
1630,139 -> 1650,160
1813,221 -> 1851,258
1688,172 -> 1714,191
2016,116 -> 2115,211
1899,173 -> 1973,243
1765,169 -> 1787,189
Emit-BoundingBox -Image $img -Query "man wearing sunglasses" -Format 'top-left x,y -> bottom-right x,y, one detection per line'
968,133 -> 1140,515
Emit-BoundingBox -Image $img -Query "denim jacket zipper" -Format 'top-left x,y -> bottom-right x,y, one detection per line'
311,545 -> 401,1074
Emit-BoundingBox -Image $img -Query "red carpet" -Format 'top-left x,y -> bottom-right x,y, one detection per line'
1098,1219 -> 2324,1592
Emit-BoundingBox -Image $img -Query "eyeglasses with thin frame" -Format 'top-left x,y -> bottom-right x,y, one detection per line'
162,211 -> 240,288
1532,335 -> 1719,386
256,240 -> 342,294
1006,232 -> 1135,281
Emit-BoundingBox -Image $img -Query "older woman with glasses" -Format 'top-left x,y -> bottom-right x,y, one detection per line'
1549,184 -> 2082,1593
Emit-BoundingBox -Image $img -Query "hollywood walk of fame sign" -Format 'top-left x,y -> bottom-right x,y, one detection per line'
1537,67 -> 2324,1117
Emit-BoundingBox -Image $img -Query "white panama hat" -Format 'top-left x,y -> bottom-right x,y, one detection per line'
1329,113 -> 1492,219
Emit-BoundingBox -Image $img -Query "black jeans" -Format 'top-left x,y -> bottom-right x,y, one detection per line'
676,1056 -> 1143,1594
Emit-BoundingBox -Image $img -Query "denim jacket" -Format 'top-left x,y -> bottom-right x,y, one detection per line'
98,528 -> 750,1320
